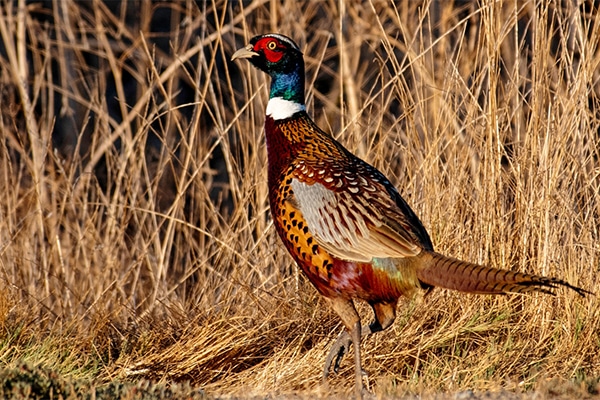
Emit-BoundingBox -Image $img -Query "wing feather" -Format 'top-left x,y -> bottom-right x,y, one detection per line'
290,178 -> 422,262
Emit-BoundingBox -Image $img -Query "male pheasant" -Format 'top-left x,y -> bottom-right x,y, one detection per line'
231,33 -> 590,397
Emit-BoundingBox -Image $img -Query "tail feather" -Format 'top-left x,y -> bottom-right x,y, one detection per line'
415,251 -> 591,297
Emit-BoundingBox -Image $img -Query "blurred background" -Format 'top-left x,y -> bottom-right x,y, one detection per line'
0,1 -> 598,398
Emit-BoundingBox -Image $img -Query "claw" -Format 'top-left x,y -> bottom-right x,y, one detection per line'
323,331 -> 352,379
333,343 -> 346,373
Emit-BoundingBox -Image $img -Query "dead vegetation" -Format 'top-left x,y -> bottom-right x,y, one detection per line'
0,0 -> 598,398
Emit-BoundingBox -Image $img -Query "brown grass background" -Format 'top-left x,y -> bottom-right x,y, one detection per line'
0,0 -> 598,398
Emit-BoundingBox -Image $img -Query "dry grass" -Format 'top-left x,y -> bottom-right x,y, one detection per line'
0,0 -> 598,398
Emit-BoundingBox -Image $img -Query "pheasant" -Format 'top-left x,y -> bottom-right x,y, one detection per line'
231,33 -> 590,397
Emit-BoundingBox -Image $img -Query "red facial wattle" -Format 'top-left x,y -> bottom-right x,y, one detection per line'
254,38 -> 284,63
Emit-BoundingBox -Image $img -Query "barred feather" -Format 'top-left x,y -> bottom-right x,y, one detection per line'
414,251 -> 591,296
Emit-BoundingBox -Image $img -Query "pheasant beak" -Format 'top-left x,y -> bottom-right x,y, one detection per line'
231,44 -> 258,61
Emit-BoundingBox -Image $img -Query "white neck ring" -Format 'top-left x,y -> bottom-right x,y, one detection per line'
266,97 -> 306,120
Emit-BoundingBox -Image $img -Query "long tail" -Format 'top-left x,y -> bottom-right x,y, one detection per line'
415,251 -> 591,296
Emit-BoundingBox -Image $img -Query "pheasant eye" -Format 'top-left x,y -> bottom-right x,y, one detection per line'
260,38 -> 284,62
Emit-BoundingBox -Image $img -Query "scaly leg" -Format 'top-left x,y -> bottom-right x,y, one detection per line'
350,319 -> 362,399
323,301 -> 397,379
323,325 -> 372,378
322,298 -> 364,397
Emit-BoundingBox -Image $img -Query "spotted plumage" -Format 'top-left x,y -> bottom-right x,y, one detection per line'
232,33 -> 591,397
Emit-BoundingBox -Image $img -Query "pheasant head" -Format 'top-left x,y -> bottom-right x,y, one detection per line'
232,33 -> 306,118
